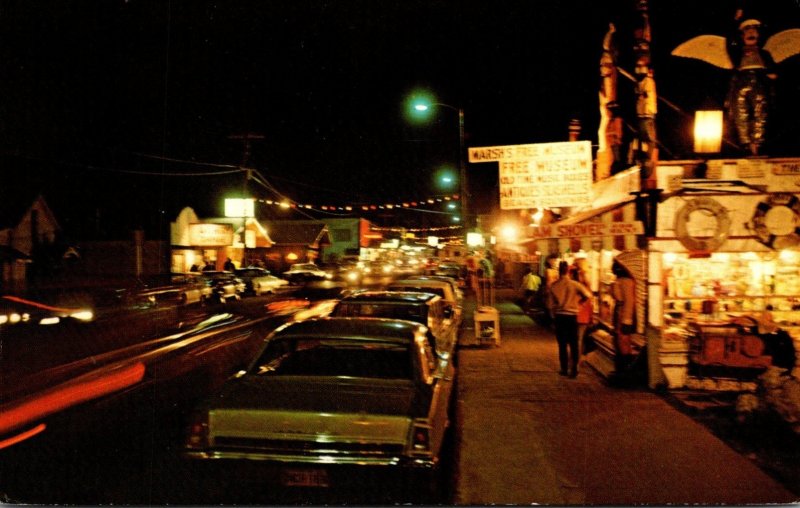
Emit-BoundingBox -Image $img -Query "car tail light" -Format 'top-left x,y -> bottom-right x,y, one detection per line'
409,420 -> 432,457
185,413 -> 209,450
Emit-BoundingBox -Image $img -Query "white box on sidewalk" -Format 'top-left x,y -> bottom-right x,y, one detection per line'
474,306 -> 500,346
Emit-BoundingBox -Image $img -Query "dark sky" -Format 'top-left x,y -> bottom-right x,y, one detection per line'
2,0 -> 800,238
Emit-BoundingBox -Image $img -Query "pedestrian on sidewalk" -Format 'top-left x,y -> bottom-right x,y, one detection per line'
547,260 -> 592,378
570,253 -> 593,362
519,266 -> 541,313
611,260 -> 636,370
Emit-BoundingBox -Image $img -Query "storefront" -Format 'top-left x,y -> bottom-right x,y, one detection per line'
526,159 -> 800,390
170,207 -> 274,272
648,158 -> 800,389
523,192 -> 648,381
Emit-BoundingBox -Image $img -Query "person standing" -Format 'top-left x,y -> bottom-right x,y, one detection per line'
571,255 -> 593,362
548,261 -> 592,378
611,260 -> 636,371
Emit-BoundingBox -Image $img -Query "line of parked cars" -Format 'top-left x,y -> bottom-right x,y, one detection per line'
180,267 -> 465,503
130,267 -> 293,307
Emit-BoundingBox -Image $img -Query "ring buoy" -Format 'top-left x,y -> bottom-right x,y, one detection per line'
674,197 -> 730,252
751,193 -> 800,249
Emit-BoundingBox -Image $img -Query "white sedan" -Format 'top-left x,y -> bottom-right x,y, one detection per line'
234,268 -> 289,295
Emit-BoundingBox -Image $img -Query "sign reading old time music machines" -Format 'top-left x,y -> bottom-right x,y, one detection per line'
468,140 -> 593,210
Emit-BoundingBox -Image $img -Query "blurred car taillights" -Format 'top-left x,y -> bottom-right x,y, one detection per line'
185,412 -> 209,450
409,419 -> 433,458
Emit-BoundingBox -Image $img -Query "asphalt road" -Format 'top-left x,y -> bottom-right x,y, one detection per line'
0,276 -> 455,504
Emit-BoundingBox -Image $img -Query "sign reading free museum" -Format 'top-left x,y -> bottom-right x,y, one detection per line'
468,141 -> 592,210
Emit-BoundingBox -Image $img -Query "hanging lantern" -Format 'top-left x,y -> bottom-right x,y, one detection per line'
693,110 -> 723,154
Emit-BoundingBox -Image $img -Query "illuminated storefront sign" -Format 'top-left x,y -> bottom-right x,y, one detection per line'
189,223 -> 234,246
530,220 -> 643,239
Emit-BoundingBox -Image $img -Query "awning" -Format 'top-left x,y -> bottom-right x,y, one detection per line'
520,198 -> 640,243
553,197 -> 637,226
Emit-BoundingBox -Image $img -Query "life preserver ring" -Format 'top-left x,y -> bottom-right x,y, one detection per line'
751,193 -> 800,249
674,197 -> 730,252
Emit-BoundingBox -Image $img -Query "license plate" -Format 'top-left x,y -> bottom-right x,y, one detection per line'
280,468 -> 330,488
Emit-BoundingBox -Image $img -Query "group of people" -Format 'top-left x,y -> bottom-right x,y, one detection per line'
521,254 -> 636,378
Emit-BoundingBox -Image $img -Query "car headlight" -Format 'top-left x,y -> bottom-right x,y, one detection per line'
70,310 -> 94,322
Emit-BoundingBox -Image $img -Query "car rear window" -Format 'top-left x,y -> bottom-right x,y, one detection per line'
389,286 -> 445,298
332,303 -> 425,323
252,338 -> 412,379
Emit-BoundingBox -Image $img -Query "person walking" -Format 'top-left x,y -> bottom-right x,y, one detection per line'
519,266 -> 542,314
548,260 -> 592,378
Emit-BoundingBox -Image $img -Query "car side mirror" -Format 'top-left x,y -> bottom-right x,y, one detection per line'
443,306 -> 454,319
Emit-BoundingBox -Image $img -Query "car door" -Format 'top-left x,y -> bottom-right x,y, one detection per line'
418,339 -> 454,458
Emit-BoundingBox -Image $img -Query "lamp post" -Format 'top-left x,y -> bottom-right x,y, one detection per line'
408,97 -> 469,230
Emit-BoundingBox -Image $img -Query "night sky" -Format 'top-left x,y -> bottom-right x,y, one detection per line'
2,0 -> 800,238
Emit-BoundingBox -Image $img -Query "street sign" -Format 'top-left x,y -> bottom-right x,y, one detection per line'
468,141 -> 593,210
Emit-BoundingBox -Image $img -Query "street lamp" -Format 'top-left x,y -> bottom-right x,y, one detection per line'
406,94 -> 470,230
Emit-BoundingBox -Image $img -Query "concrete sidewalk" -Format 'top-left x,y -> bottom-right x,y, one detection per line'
453,288 -> 797,505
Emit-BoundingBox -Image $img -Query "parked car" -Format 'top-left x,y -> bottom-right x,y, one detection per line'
198,271 -> 246,303
234,267 -> 289,295
282,263 -> 330,285
433,262 -> 464,284
183,317 -> 455,502
132,273 -> 213,306
387,278 -> 463,328
403,275 -> 464,309
331,290 -> 458,360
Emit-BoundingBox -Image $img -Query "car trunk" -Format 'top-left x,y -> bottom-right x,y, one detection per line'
205,377 -> 420,460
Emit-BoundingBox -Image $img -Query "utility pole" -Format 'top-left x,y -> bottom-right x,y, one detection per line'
228,132 -> 265,168
228,133 -> 263,264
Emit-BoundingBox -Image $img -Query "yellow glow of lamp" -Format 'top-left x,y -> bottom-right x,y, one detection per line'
224,198 -> 255,218
693,110 -> 723,154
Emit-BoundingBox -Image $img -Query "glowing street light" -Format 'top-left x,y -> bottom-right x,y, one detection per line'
405,91 -> 470,229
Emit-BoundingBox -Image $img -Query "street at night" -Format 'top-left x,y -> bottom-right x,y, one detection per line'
3,0 -> 800,505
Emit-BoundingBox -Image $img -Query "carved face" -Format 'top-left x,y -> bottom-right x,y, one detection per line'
742,26 -> 760,46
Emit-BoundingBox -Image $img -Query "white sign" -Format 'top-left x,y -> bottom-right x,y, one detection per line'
189,223 -> 234,246
529,221 -> 644,239
469,141 -> 592,210
224,198 -> 255,218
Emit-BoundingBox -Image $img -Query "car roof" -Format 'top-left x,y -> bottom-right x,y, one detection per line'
338,290 -> 438,304
406,275 -> 457,284
272,317 -> 423,344
390,279 -> 451,288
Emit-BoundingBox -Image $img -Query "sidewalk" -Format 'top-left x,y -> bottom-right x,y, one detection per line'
453,288 -> 797,505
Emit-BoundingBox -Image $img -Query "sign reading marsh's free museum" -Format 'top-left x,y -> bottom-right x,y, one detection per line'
468,141 -> 593,210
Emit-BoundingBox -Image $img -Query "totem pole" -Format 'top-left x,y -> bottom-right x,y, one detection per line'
633,0 -> 657,188
596,23 -> 621,181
